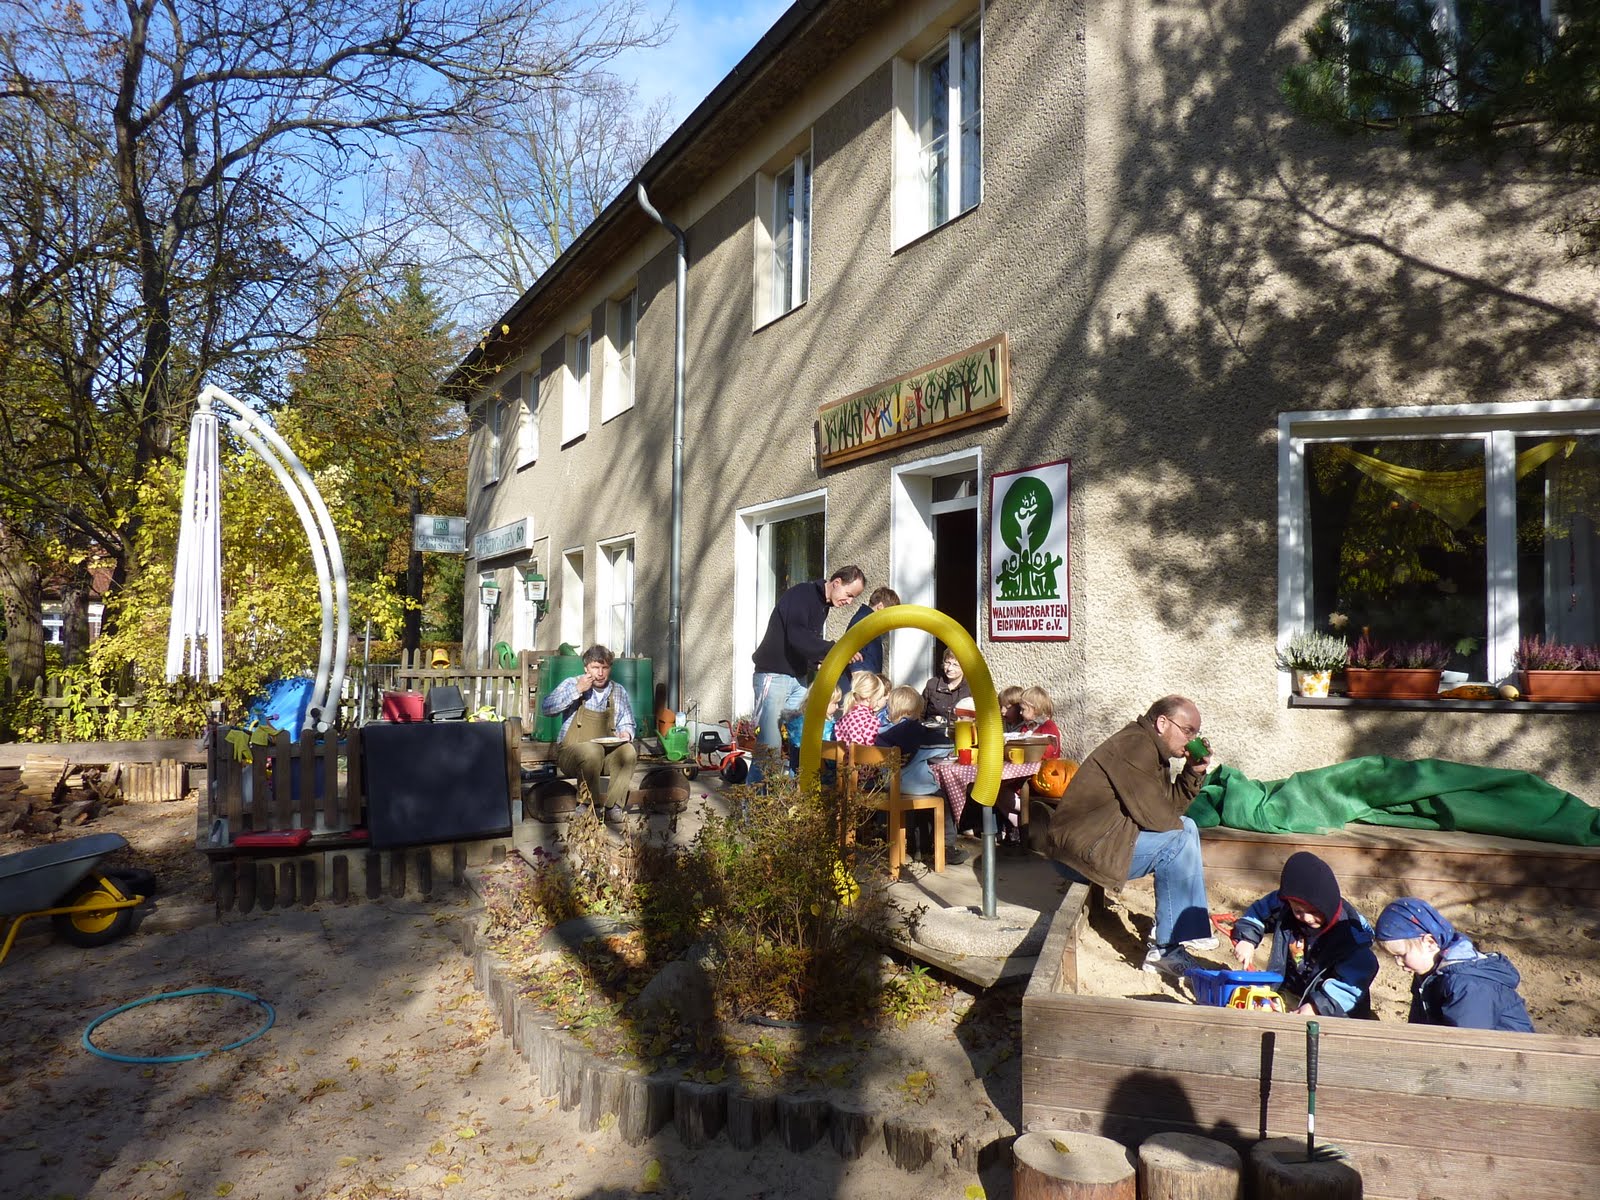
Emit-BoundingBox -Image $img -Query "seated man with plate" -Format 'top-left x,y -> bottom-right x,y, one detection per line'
540,644 -> 638,820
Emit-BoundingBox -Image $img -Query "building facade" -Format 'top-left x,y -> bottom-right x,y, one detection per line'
459,0 -> 1600,796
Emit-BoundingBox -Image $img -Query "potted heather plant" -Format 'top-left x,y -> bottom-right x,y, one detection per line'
1514,637 -> 1600,702
1343,633 -> 1451,699
1275,630 -> 1349,697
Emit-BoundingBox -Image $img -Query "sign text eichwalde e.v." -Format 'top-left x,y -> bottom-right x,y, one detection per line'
989,459 -> 1070,641
814,334 -> 1010,469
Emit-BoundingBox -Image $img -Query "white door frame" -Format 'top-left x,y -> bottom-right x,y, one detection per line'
890,447 -> 983,686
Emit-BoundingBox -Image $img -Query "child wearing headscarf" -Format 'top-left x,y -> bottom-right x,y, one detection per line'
1375,898 -> 1535,1033
1231,851 -> 1379,1018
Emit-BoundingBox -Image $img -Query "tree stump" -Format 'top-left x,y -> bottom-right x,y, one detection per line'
256,862 -> 276,910
1013,1130 -> 1136,1200
415,850 -> 433,900
298,859 -> 317,905
1138,1132 -> 1242,1200
331,855 -> 349,902
365,850 -> 383,899
536,1030 -> 564,1100
213,861 -> 236,913
726,1092 -> 775,1149
278,860 -> 296,906
558,1043 -> 586,1111
673,1081 -> 726,1148
1250,1138 -> 1362,1200
579,1061 -> 623,1133
236,861 -> 257,912
828,1104 -> 877,1161
883,1119 -> 938,1171
775,1094 -> 829,1153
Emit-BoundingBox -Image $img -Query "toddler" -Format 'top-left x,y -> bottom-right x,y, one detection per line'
785,685 -> 841,772
1016,686 -> 1062,758
1375,898 -> 1534,1032
1232,851 -> 1379,1018
834,672 -> 889,745
998,685 -> 1025,731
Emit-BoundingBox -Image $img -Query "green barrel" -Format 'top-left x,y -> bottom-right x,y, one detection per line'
610,657 -> 654,740
534,654 -> 585,742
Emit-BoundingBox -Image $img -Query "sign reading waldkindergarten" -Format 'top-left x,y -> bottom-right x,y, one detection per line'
473,517 -> 531,560
989,459 -> 1070,641
815,334 -> 1010,468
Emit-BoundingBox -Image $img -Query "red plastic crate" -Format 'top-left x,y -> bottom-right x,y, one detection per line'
381,690 -> 425,723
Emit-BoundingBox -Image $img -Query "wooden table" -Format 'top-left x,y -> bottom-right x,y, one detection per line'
930,757 -> 1040,833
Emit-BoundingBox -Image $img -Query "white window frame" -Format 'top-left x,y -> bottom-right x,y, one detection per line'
602,290 -> 637,423
1279,399 -> 1600,695
891,8 -> 982,250
517,369 -> 538,467
598,536 -> 636,656
732,489 -> 828,718
560,548 -> 585,648
483,395 -> 503,486
753,137 -> 813,328
562,329 -> 591,446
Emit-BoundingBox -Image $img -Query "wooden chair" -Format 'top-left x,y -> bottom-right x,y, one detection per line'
825,742 -> 945,881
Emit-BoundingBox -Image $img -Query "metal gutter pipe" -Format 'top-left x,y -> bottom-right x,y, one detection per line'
635,183 -> 686,711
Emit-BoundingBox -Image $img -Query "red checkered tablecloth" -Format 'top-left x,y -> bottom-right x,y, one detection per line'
930,757 -> 1040,828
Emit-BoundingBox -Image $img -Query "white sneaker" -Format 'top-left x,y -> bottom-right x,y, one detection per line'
1181,934 -> 1219,951
1142,944 -> 1203,979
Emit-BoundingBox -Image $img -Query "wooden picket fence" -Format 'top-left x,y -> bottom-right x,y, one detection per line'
359,649 -> 541,722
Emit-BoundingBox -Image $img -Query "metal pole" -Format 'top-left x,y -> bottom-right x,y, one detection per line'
635,183 -> 686,711
981,804 -> 997,919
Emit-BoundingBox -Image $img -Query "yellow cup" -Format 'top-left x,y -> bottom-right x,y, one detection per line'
1006,745 -> 1025,764
953,718 -> 976,752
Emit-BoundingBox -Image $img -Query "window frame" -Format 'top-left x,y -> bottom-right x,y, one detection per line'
517,369 -> 538,468
562,328 -> 591,446
752,134 -> 814,329
598,535 -> 636,657
602,290 -> 637,423
483,395 -> 504,486
1279,399 -> 1600,694
892,7 -> 983,250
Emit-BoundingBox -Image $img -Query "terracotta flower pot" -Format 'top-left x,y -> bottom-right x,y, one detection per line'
1518,670 -> 1600,703
1343,667 -> 1442,700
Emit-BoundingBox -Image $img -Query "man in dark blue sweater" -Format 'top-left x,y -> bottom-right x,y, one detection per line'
750,565 -> 865,779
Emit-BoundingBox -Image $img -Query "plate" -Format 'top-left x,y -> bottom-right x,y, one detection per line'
589,736 -> 628,747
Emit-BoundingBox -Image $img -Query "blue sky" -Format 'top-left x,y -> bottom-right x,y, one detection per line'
611,0 -> 793,128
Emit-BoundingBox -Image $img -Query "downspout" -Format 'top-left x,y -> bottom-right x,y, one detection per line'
636,183 -> 686,711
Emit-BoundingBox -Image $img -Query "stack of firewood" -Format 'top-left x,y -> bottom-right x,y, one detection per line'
0,755 -> 119,835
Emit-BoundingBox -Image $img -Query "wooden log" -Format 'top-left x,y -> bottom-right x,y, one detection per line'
775,1094 -> 829,1153
256,862 -> 276,910
673,1080 -> 726,1148
298,859 -> 317,905
278,861 -> 296,907
518,1011 -> 542,1066
537,1029 -> 564,1099
213,861 -> 236,913
1250,1138 -> 1362,1200
618,1072 -> 674,1146
452,844 -> 468,887
1138,1132 -> 1242,1200
389,850 -> 407,898
559,1043 -> 586,1111
365,850 -> 382,899
883,1119 -> 939,1172
579,1061 -> 623,1133
331,855 -> 349,902
1013,1130 -> 1136,1200
237,859 -> 257,913
725,1092 -> 774,1150
827,1103 -> 876,1161
415,850 -> 433,900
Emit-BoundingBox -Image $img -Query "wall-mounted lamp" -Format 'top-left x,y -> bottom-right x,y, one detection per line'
519,560 -> 548,617
479,573 -> 501,609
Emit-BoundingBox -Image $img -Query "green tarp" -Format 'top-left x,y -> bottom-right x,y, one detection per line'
1187,757 -> 1600,847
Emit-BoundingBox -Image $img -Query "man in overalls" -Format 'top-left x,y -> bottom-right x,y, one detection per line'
540,644 -> 638,819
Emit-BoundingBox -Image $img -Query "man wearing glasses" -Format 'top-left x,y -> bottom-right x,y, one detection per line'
1045,695 -> 1215,979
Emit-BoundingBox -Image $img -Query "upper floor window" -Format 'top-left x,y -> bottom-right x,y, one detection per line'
483,394 -> 504,486
1280,401 -> 1600,690
562,328 -> 590,446
517,369 -> 538,467
602,290 -> 637,423
753,137 -> 813,327
892,11 -> 983,249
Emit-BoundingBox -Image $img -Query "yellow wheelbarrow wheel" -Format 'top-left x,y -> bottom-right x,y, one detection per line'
51,876 -> 137,948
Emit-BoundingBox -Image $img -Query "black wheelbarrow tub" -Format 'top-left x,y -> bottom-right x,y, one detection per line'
0,832 -> 130,916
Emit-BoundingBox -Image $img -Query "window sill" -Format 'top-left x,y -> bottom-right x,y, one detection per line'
891,201 -> 979,257
1288,695 -> 1600,714
753,298 -> 807,335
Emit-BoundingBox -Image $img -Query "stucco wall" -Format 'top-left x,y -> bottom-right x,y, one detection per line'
469,0 -> 1600,800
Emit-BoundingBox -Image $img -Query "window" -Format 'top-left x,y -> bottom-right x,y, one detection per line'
753,138 -> 813,327
599,538 -> 635,656
893,12 -> 982,247
562,329 -> 591,445
517,370 -> 538,467
560,549 -> 585,648
733,490 -> 827,717
1281,402 -> 1600,688
602,291 -> 637,423
483,395 -> 504,486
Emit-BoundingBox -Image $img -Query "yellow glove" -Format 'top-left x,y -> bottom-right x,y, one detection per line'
225,728 -> 252,764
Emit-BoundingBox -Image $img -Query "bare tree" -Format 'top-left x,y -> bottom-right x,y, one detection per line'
0,0 -> 668,640
395,72 -> 674,328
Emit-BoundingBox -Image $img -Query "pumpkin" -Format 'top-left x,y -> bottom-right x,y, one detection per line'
1032,757 -> 1079,799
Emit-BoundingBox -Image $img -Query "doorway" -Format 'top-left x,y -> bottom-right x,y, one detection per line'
890,450 -> 982,686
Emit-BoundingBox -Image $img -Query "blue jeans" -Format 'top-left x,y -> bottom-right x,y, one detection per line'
750,671 -> 807,784
1054,816 -> 1210,948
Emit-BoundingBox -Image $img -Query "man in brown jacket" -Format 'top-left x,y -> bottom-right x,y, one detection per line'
1045,695 -> 1214,978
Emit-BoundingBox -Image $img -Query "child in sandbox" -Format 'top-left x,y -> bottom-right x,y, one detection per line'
1375,898 -> 1535,1033
1231,851 -> 1379,1018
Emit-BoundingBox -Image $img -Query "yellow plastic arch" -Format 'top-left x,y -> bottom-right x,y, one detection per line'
797,605 -> 1003,808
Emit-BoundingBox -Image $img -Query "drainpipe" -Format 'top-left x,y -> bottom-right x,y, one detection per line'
636,183 -> 686,711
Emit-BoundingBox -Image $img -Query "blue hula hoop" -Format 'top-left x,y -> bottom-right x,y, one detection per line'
82,986 -> 276,1064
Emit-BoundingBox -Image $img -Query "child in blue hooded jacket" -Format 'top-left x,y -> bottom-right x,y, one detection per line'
1375,898 -> 1535,1033
1231,851 -> 1379,1018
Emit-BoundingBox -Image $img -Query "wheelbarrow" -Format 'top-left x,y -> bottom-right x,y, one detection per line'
0,832 -> 149,967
